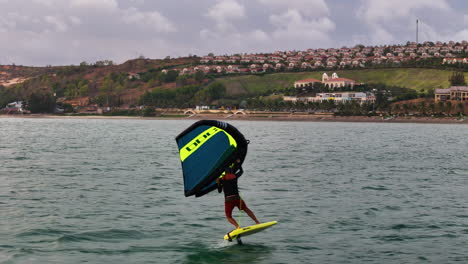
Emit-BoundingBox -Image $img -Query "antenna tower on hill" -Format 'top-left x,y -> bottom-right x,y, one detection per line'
416,19 -> 419,44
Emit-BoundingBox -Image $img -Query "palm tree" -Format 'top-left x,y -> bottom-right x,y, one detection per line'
418,101 -> 427,115
437,101 -> 445,115
429,103 -> 435,115
446,101 -> 452,116
402,104 -> 409,115
457,102 -> 464,115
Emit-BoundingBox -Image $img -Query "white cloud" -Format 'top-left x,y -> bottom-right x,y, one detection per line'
69,16 -> 82,25
454,30 -> 468,41
358,0 -> 450,24
257,0 -> 335,49
44,16 -> 68,32
0,12 -> 32,31
70,0 -> 118,10
355,0 -> 454,45
269,9 -> 335,47
250,29 -> 269,42
258,0 -> 329,17
32,0 -> 55,7
207,0 -> 245,21
122,8 -> 176,33
270,9 -> 334,32
370,26 -> 395,44
206,0 -> 245,32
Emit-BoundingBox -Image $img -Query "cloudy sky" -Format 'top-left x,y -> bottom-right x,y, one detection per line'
1,0 -> 468,66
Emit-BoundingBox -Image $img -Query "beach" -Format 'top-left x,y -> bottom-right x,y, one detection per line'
1,113 -> 467,124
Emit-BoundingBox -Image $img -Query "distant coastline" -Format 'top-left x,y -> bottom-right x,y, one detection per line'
1,114 -> 466,124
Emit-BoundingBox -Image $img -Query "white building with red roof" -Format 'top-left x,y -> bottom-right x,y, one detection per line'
442,58 -> 468,64
435,86 -> 468,102
322,72 -> 356,89
294,78 -> 321,88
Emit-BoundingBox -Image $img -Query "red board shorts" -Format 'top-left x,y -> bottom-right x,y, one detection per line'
225,199 -> 248,218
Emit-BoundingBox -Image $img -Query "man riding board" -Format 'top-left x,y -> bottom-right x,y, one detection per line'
217,159 -> 260,229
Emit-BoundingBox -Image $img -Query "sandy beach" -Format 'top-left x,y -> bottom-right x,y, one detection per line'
1,114 -> 467,124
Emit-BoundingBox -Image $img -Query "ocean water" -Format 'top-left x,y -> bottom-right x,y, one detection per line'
0,118 -> 467,264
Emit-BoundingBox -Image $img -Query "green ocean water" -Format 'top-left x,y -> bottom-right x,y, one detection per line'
0,118 -> 467,264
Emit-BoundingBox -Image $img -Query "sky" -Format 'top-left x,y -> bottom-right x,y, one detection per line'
1,0 -> 468,66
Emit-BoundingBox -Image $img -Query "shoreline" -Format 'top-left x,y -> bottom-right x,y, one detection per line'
1,114 -> 467,124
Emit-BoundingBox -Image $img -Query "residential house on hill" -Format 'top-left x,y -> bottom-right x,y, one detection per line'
322,73 -> 356,89
294,78 -> 321,88
435,86 -> 468,102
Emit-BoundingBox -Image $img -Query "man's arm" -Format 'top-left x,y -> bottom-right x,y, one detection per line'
216,178 -> 223,193
235,166 -> 243,177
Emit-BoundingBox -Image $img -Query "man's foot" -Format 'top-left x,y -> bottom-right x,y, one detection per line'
255,221 -> 261,225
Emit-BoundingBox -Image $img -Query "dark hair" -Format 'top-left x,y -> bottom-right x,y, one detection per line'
225,167 -> 233,174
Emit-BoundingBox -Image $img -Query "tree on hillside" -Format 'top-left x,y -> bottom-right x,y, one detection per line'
445,101 -> 452,115
27,93 -> 55,113
193,82 -> 226,105
65,79 -> 89,98
418,101 -> 427,115
176,75 -> 190,87
194,71 -> 205,83
449,71 -> 466,86
437,101 -> 445,114
115,83 -> 125,106
457,102 -> 465,115
100,76 -> 115,106
429,103 -> 436,115
0,85 -> 16,108
159,70 -> 178,83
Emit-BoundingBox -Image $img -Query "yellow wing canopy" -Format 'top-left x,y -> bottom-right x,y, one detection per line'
175,120 -> 248,197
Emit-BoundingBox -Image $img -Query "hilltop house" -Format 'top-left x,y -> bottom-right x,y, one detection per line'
4,101 -> 25,113
294,78 -> 321,88
322,73 -> 356,89
442,58 -> 468,64
435,86 -> 468,102
293,73 -> 357,89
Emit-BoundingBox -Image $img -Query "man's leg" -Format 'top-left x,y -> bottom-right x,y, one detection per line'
227,217 -> 240,229
225,201 -> 240,229
240,201 -> 260,224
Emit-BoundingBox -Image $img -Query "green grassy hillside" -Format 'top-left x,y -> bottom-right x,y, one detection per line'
217,68 -> 468,95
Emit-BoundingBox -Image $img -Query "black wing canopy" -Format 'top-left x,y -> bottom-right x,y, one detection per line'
175,120 -> 248,197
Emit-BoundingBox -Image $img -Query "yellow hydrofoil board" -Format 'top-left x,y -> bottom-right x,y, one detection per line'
224,221 -> 278,241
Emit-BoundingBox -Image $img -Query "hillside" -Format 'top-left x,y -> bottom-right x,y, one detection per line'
0,57 -> 198,107
217,68 -> 468,96
1,59 -> 467,110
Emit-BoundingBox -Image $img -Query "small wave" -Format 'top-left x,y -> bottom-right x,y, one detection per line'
390,224 -> 413,230
384,205 -> 401,211
441,233 -> 458,238
160,222 -> 175,227
17,228 -> 70,237
71,245 -> 162,255
373,234 -> 410,241
184,223 -> 206,228
57,229 -> 144,243
362,186 -> 388,191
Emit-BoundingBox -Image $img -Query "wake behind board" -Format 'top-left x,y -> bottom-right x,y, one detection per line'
224,221 -> 277,241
